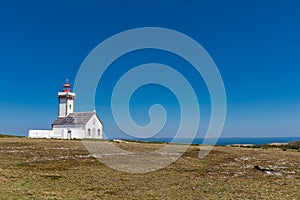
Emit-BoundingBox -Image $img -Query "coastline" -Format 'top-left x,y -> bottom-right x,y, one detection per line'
110,136 -> 300,146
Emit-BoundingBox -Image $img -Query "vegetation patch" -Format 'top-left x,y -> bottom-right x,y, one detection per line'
0,138 -> 299,199
0,133 -> 24,138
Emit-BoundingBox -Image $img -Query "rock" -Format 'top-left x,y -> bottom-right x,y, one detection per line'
254,165 -> 275,172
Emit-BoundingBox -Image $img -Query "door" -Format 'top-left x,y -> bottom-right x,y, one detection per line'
67,130 -> 71,139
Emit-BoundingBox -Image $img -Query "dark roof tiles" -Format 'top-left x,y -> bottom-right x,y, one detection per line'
52,112 -> 96,125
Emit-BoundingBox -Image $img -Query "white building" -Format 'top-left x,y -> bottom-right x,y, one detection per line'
28,80 -> 103,139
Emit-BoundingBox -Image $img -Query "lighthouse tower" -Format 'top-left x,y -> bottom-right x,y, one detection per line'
58,79 -> 75,117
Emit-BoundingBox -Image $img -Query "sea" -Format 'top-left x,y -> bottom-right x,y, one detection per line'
117,137 -> 300,146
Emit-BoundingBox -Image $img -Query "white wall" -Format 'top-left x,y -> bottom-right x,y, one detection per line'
28,130 -> 53,138
58,92 -> 75,117
53,124 -> 84,139
59,98 -> 66,117
66,98 -> 74,116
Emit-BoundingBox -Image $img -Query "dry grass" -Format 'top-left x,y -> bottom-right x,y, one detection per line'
0,138 -> 299,199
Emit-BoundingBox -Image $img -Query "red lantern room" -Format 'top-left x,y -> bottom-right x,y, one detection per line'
63,79 -> 71,92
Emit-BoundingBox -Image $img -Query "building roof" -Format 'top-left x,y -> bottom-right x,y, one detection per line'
52,112 -> 100,126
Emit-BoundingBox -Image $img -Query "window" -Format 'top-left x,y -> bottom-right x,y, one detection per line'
97,129 -> 101,137
92,128 -> 96,138
87,128 -> 91,137
69,104 -> 72,110
93,118 -> 95,125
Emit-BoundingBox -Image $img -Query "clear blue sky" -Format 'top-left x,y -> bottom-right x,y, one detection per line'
0,0 -> 299,137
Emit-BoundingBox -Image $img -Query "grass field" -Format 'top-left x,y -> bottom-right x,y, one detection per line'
0,137 -> 299,199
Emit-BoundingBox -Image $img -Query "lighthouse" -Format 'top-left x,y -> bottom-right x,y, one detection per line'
28,79 -> 103,139
58,79 -> 75,117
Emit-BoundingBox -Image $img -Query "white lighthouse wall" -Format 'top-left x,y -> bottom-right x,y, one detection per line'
66,99 -> 74,116
58,92 -> 75,117
59,98 -> 66,117
85,114 -> 103,139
